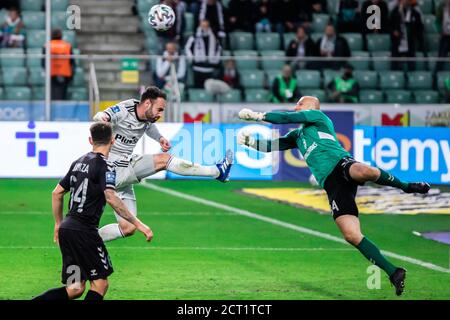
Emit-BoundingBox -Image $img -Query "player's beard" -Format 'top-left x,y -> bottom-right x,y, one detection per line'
144,108 -> 158,123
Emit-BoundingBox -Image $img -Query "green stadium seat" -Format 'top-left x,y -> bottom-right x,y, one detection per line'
371,51 -> 391,71
283,33 -> 296,50
415,52 -> 428,71
72,68 -> 85,86
233,50 -> 259,70
366,34 -> 391,52
417,0 -> 433,14
426,34 -> 440,51
327,0 -> 339,14
241,70 -> 265,89
21,11 -> 45,29
296,70 -> 321,89
51,0 -> 69,11
342,33 -> 363,51
26,30 -> 46,49
217,89 -> 241,103
188,89 -> 215,102
21,0 -> 44,11
407,71 -> 433,90
63,30 -> 76,47
2,67 -> 27,86
423,14 -> 438,34
311,32 -> 323,43
184,12 -> 194,33
5,86 -> 31,100
245,89 -> 270,103
414,90 -> 440,103
31,86 -> 45,100
51,11 -> 68,30
311,14 -> 330,32
323,69 -> 340,87
68,87 -> 88,101
359,90 -> 384,103
222,0 -> 231,8
265,70 -> 279,87
256,33 -> 281,51
437,71 -> 450,90
0,48 -> 25,67
353,70 -> 378,89
379,71 -> 405,90
28,67 -> 45,85
230,32 -> 254,50
260,51 -> 285,71
300,89 -> 326,102
0,87 -> 3,100
137,0 -> 159,14
385,90 -> 412,103
349,51 -> 370,70
26,48 -> 43,67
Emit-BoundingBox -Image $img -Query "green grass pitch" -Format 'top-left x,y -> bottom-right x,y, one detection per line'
0,179 -> 449,300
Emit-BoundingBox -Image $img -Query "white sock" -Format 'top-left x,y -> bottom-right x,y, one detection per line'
166,157 -> 219,178
99,223 -> 124,242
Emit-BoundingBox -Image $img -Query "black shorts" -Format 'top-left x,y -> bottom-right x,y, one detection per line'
323,157 -> 362,220
58,228 -> 113,284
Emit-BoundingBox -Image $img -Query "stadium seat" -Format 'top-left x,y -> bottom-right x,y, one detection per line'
230,32 -> 254,50
0,87 -> 3,100
349,51 -> 370,70
2,67 -> 27,86
414,90 -> 440,103
311,14 -> 330,33
327,0 -> 339,14
296,70 -> 321,89
5,86 -> 31,100
300,89 -> 326,102
385,90 -> 412,103
0,48 -> 25,67
217,89 -> 241,103
423,14 -> 438,34
241,70 -> 265,89
51,0 -> 69,11
436,71 -> 450,91
63,30 -> 77,47
245,89 -> 270,103
260,51 -> 285,71
26,30 -> 46,49
21,11 -> 45,29
68,87 -> 88,101
379,71 -> 405,90
21,0 -> 44,11
233,50 -> 259,70
372,51 -> 391,71
137,0 -> 159,14
31,86 -> 45,100
283,33 -> 296,50
28,67 -> 45,85
359,90 -> 384,103
322,69 -> 340,87
407,71 -> 433,90
187,89 -> 215,102
256,33 -> 281,51
26,48 -> 43,68
342,33 -> 363,51
72,68 -> 85,86
417,0 -> 433,14
184,12 -> 194,33
265,70 -> 279,87
426,34 -> 440,51
310,32 -> 323,43
353,70 -> 378,89
415,52 -> 428,71
51,11 -> 68,29
366,34 -> 391,52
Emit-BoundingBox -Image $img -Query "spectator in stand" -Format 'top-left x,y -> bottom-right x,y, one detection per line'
435,0 -> 450,72
218,58 -> 241,89
316,23 -> 351,70
286,25 -> 318,70
42,29 -> 75,100
361,0 -> 390,34
197,0 -> 226,40
227,0 -> 256,32
327,64 -> 360,103
185,19 -> 222,88
0,7 -> 25,48
390,0 -> 424,71
156,0 -> 186,54
337,0 -> 361,33
270,64 -> 299,103
154,42 -> 186,90
255,0 -> 272,33
271,0 -> 302,36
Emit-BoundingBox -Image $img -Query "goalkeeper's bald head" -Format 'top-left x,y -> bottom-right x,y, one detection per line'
295,96 -> 320,111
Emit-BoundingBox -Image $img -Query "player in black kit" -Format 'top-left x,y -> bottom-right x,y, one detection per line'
32,122 -> 153,300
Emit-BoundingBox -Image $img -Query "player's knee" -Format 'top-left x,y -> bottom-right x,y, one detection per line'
153,153 -> 171,171
91,279 -> 109,296
343,231 -> 363,245
120,223 -> 136,236
67,282 -> 86,299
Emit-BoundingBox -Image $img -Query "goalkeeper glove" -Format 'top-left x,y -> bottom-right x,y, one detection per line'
238,108 -> 265,121
237,129 -> 257,148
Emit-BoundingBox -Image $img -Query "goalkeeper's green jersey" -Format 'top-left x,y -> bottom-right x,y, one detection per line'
262,109 -> 351,188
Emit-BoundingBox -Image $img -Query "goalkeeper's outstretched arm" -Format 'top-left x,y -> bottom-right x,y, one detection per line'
237,130 -> 296,152
238,108 -> 312,124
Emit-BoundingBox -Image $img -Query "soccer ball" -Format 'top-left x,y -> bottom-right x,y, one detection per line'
148,4 -> 176,31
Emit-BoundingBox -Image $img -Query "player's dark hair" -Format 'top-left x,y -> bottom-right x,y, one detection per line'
140,86 -> 167,103
90,122 -> 112,146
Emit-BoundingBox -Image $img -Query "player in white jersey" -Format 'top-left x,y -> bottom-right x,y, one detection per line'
93,86 -> 233,242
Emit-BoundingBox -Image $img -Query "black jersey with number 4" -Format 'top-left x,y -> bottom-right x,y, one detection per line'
59,152 -> 116,232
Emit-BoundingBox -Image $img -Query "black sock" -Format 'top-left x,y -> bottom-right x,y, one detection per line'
84,290 -> 104,300
32,287 -> 69,300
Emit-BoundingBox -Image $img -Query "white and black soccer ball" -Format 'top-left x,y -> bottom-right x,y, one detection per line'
148,4 -> 176,31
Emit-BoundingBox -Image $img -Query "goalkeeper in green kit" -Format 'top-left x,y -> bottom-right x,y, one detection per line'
237,96 -> 430,296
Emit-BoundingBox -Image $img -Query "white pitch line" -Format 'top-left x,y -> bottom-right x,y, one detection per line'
141,182 -> 450,274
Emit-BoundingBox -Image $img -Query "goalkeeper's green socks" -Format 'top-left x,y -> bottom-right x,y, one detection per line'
356,237 -> 397,276
374,168 -> 408,192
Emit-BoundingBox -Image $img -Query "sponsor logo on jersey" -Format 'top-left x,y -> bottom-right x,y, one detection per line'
111,106 -> 120,114
106,171 -> 116,185
303,142 -> 318,160
114,133 -> 139,144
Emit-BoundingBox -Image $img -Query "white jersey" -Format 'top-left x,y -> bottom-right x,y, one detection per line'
102,99 -> 162,164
